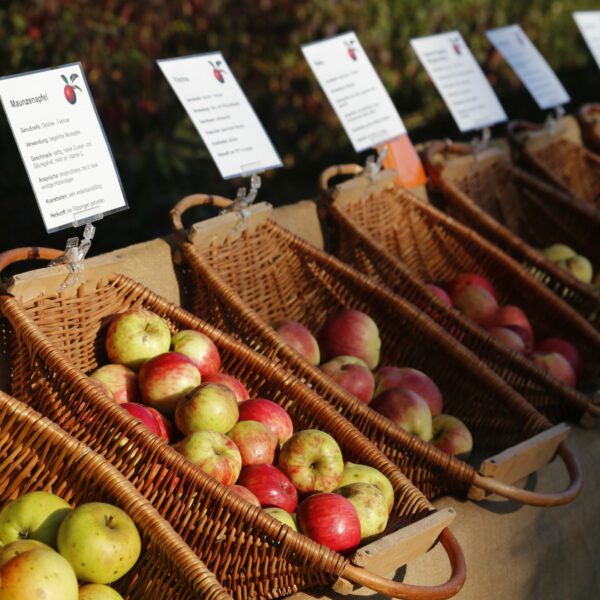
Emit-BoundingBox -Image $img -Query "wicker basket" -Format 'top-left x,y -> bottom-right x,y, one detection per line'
0,389 -> 230,600
507,120 -> 600,211
424,140 -> 600,329
319,164 -> 600,422
0,248 -> 466,600
578,103 -> 600,154
170,196 -> 581,508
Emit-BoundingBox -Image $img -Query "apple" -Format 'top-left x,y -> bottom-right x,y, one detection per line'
535,338 -> 584,379
228,420 -> 278,466
320,356 -> 375,404
237,399 -> 294,445
0,546 -> 78,599
532,352 -> 577,387
277,429 -> 344,493
90,364 -> 139,404
105,309 -> 171,370
78,584 -> 124,600
493,306 -> 534,351
237,464 -> 298,512
451,285 -> 498,328
0,491 -> 72,547
542,243 -> 576,262
318,310 -> 381,370
138,352 -> 201,414
373,367 -> 443,416
121,402 -> 173,442
175,383 -> 239,435
488,327 -> 526,353
88,377 -> 115,400
370,388 -> 432,441
335,483 -> 388,540
559,255 -> 593,283
171,329 -> 221,376
448,273 -> 497,299
173,431 -> 242,485
263,507 -> 297,531
57,502 -> 141,584
425,284 -> 452,305
228,485 -> 262,507
296,493 -> 361,554
273,319 -> 321,366
202,372 -> 250,403
339,462 -> 395,514
431,415 -> 473,459
0,539 -> 52,564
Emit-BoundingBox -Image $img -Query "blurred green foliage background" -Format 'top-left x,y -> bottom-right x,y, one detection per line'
0,0 -> 599,254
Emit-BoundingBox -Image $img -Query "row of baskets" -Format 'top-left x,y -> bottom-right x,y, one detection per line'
1,110 -> 599,599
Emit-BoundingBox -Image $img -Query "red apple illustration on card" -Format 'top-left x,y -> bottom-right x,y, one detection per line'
345,40 -> 358,61
210,60 -> 227,83
62,73 -> 82,104
451,37 -> 461,55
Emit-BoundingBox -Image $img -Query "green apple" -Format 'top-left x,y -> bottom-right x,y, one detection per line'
57,503 -> 141,584
340,462 -> 395,514
0,539 -> 51,565
0,546 -> 78,599
0,491 -> 72,547
263,507 -> 298,531
542,243 -> 576,262
78,584 -> 124,600
560,255 -> 593,283
335,482 -> 389,540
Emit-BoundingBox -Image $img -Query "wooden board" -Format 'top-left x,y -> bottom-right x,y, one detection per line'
332,169 -> 397,208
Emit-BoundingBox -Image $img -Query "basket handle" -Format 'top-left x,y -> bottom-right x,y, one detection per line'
319,164 -> 364,193
579,103 -> 600,123
169,194 -> 234,235
340,528 -> 465,599
0,247 -> 64,276
506,120 -> 539,145
423,140 -> 472,182
471,441 -> 582,507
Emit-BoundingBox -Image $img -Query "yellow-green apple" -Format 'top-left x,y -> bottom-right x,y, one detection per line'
542,243 -> 575,262
273,319 -> 320,365
277,430 -> 344,493
431,415 -> 473,459
493,306 -> 534,351
138,352 -> 201,414
78,584 -> 124,600
448,273 -> 496,299
558,255 -> 593,283
321,356 -> 375,404
173,431 -> 242,485
339,463 -> 395,514
425,284 -> 452,305
57,502 -> 141,584
373,367 -> 443,416
0,491 -> 72,547
0,539 -> 51,563
121,402 -> 173,442
488,327 -> 526,353
237,399 -> 293,445
451,285 -> 498,328
370,388 -> 433,441
88,377 -> 115,400
535,338 -> 583,379
105,309 -> 171,370
171,330 -> 221,376
318,310 -> 381,370
175,383 -> 239,435
532,352 -> 576,387
263,507 -> 297,531
90,364 -> 139,404
335,483 -> 388,540
0,546 -> 78,599
296,493 -> 360,554
228,485 -> 261,507
237,464 -> 298,512
202,372 -> 249,403
228,420 -> 278,466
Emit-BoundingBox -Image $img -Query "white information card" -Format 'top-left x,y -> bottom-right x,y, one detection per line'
157,52 -> 282,180
0,63 -> 127,233
302,32 -> 406,153
410,31 -> 507,132
486,25 -> 570,110
574,11 -> 600,71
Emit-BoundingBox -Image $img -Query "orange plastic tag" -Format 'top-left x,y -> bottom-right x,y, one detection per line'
380,134 -> 427,188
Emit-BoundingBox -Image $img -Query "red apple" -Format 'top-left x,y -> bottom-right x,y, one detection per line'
535,338 -> 583,379
138,352 -> 201,414
448,273 -> 496,299
487,327 -> 526,353
121,402 -> 173,442
277,429 -> 344,493
273,319 -> 320,366
370,388 -> 432,441
320,356 -> 375,404
237,464 -> 298,512
451,285 -> 498,328
228,420 -> 278,466
237,399 -> 294,445
431,415 -> 473,459
318,310 -> 381,370
228,485 -> 261,507
296,493 -> 361,554
493,306 -> 534,351
105,309 -> 172,370
171,329 -> 221,376
90,364 -> 139,404
202,373 -> 249,403
532,352 -> 577,387
373,367 -> 443,416
425,284 -> 452,306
